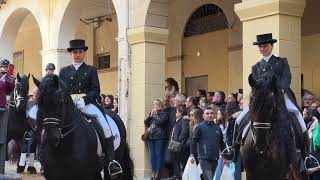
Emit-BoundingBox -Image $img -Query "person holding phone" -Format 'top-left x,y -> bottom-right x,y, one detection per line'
0,59 -> 15,108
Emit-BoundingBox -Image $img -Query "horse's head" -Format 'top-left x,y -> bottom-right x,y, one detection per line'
34,74 -> 71,148
248,72 -> 283,154
15,73 -> 30,110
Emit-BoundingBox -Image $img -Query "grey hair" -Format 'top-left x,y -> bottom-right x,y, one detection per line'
175,93 -> 186,104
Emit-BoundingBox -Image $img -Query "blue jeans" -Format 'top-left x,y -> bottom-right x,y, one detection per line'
234,156 -> 242,180
214,158 -> 224,180
148,139 -> 167,173
199,159 -> 218,180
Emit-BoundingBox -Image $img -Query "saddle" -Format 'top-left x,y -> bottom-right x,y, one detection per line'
81,113 -> 108,149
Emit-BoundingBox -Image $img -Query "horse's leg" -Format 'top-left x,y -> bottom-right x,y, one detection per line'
17,138 -> 27,173
27,134 -> 37,174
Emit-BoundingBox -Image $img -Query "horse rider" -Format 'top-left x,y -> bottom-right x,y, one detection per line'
222,33 -> 309,164
0,59 -> 15,108
45,63 -> 56,75
59,39 -> 122,178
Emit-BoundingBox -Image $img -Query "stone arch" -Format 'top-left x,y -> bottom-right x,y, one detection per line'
52,0 -> 120,49
167,0 -> 235,58
0,1 -> 47,60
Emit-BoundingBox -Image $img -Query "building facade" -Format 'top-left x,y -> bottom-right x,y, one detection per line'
0,0 -> 319,178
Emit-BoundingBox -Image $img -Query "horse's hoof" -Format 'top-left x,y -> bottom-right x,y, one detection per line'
17,165 -> 25,173
27,166 -> 37,174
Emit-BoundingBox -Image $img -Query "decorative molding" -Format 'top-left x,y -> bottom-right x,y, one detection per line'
128,26 -> 168,45
228,44 -> 243,52
98,67 -> 118,74
40,49 -> 69,56
167,55 -> 184,62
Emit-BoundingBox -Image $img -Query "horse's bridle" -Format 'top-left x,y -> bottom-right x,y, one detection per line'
251,122 -> 272,154
42,88 -> 81,140
8,81 -> 27,108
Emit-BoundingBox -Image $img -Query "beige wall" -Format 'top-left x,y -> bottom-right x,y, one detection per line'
302,33 -> 320,97
14,14 -> 42,91
182,29 -> 229,94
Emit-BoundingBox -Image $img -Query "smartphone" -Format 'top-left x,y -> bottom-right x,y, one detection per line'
238,88 -> 243,94
8,64 -> 14,76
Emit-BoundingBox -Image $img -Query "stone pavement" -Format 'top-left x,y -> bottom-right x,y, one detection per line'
4,161 -> 44,180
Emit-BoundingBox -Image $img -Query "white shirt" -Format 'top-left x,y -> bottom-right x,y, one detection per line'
262,54 -> 273,62
72,62 -> 83,70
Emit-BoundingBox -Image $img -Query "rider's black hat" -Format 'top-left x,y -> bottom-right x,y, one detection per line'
0,59 -> 10,67
67,39 -> 88,52
253,33 -> 277,45
45,63 -> 56,71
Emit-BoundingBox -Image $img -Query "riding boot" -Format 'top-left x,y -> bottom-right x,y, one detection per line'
221,123 -> 241,162
104,137 -> 123,179
301,131 -> 311,160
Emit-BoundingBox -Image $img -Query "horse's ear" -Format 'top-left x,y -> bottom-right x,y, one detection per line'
248,74 -> 256,87
32,75 -> 40,87
27,73 -> 30,79
17,73 -> 21,81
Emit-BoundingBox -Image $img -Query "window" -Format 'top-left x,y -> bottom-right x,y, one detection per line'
13,50 -> 24,76
95,53 -> 110,70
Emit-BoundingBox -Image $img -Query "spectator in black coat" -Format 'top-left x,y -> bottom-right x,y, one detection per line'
169,106 -> 189,180
144,99 -> 170,180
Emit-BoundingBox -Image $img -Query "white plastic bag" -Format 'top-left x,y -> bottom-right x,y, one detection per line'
221,163 -> 235,180
182,155 -> 201,180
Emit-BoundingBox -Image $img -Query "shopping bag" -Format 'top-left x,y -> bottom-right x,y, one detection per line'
221,163 -> 235,180
182,155 -> 201,180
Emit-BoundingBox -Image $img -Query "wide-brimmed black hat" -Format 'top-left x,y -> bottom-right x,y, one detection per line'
67,39 -> 88,52
253,33 -> 277,45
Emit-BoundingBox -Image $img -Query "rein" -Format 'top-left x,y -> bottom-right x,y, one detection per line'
43,114 -> 82,139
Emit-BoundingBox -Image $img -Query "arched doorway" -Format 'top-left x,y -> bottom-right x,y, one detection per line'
301,0 -> 320,97
0,6 -> 44,91
182,4 -> 229,96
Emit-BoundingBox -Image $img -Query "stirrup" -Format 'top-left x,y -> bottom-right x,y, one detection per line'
304,155 -> 320,175
220,145 -> 235,162
108,160 -> 123,177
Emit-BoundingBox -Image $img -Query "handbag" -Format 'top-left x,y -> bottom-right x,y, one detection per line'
168,129 -> 182,152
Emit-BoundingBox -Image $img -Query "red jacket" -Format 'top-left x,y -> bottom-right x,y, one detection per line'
0,75 -> 15,107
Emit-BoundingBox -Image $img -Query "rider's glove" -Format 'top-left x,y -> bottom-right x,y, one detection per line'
75,97 -> 85,109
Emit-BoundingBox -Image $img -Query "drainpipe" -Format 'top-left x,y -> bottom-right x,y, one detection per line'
118,0 -> 129,127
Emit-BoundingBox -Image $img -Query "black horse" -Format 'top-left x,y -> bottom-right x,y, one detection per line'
33,74 -> 134,180
240,73 -> 301,180
6,73 -> 30,160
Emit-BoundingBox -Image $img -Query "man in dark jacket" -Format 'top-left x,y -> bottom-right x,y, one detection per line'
191,107 -> 226,180
59,39 -> 122,178
222,33 -> 308,165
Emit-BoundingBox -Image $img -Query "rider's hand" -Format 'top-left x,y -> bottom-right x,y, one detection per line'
75,98 -> 85,109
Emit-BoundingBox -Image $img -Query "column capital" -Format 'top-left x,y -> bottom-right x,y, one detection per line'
40,48 -> 69,56
235,0 -> 306,22
128,26 -> 168,45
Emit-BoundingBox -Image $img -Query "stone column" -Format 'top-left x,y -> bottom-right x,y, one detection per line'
235,0 -> 306,105
40,49 -> 72,75
127,26 -> 168,179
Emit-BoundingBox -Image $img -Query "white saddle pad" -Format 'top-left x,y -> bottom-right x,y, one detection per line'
105,114 -> 121,150
28,105 -> 38,121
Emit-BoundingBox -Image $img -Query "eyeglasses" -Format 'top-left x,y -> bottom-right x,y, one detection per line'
205,112 -> 214,115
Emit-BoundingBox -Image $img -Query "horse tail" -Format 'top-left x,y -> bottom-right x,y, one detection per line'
121,141 -> 134,180
7,139 -> 20,163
